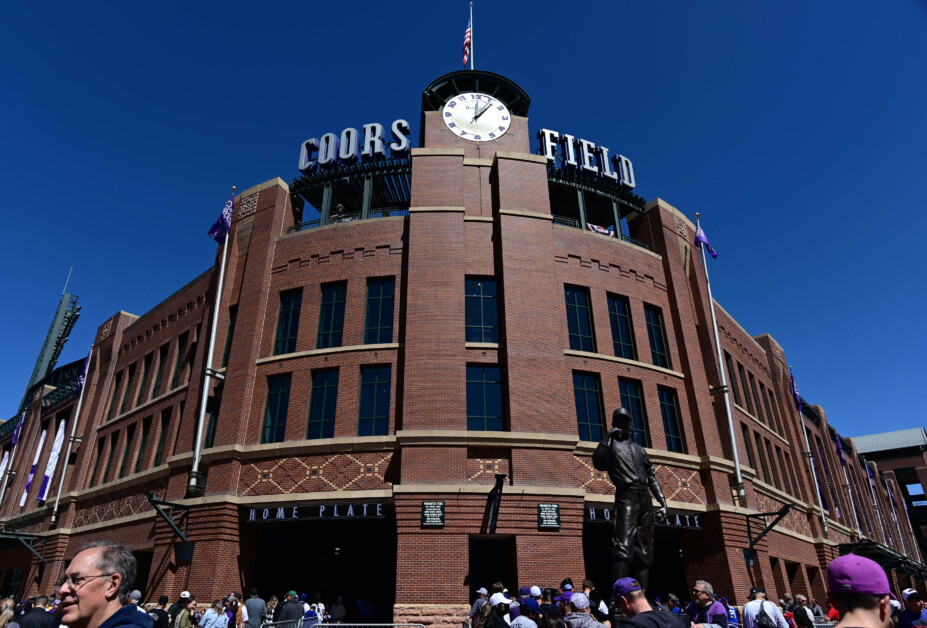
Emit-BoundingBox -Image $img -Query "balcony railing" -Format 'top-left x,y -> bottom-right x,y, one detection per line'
552,215 -> 651,251
287,208 -> 411,234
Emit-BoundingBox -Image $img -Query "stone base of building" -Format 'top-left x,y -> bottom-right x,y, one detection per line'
394,604 -> 470,628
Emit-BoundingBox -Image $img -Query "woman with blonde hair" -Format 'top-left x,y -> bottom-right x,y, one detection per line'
0,598 -> 18,628
201,600 -> 228,628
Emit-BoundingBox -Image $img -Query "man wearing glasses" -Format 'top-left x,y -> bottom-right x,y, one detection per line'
57,540 -> 153,628
684,581 -> 728,628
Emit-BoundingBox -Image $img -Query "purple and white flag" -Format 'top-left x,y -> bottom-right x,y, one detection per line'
207,195 -> 235,244
789,369 -> 802,413
19,429 -> 46,507
11,412 -> 25,445
695,226 -> 718,259
38,420 -> 66,501
76,350 -> 91,393
836,436 -> 846,467
587,223 -> 615,237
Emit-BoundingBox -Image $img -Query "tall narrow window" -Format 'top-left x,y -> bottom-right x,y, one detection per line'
317,283 -> 347,349
644,304 -> 671,368
358,366 -> 392,436
565,286 -> 596,352
135,416 -> 152,473
573,372 -> 605,442
754,432 -> 771,484
724,352 -> 742,406
307,370 -> 339,439
262,374 -> 292,444
89,438 -> 105,488
222,305 -> 238,367
106,371 -> 124,421
5,568 -> 24,600
760,383 -> 775,429
768,389 -> 784,434
118,424 -> 136,479
135,353 -> 153,408
102,432 -> 119,484
658,387 -> 686,453
608,294 -> 637,360
776,446 -> 792,494
205,407 -> 219,448
153,409 -> 171,467
465,278 -> 499,343
765,439 -> 781,489
749,373 -> 765,423
741,424 -> 756,469
737,364 -> 753,414
365,279 -> 396,344
466,365 -> 504,431
119,363 -> 137,415
618,378 -> 649,447
151,343 -> 170,398
785,452 -> 802,500
171,332 -> 189,389
274,290 -> 302,355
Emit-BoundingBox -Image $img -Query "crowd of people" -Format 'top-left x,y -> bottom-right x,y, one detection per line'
468,554 -> 924,628
0,541 -> 922,628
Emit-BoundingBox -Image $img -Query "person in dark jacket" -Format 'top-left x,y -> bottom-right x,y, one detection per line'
276,594 -> 303,624
57,540 -> 154,628
17,597 -> 58,628
613,578 -> 687,628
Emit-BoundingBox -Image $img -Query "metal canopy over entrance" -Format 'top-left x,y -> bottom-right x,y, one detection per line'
0,529 -> 47,562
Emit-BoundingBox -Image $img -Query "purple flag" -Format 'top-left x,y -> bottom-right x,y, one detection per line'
836,436 -> 846,467
76,351 -> 91,393
789,370 -> 802,413
38,420 -> 66,501
11,412 -> 24,445
695,226 -> 718,259
207,195 -> 235,244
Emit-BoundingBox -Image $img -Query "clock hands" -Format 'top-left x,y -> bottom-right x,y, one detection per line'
471,101 -> 491,122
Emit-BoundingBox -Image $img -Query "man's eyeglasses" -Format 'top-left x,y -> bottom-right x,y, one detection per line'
55,573 -> 115,589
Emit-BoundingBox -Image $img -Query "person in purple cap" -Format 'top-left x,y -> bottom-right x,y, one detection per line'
613,577 -> 686,628
825,554 -> 894,628
685,581 -> 728,628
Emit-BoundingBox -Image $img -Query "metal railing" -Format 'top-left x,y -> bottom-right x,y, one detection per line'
552,215 -> 651,251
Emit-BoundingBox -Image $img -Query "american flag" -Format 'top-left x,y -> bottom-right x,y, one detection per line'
462,17 -> 472,65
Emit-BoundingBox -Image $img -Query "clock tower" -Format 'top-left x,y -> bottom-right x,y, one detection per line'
419,70 -> 532,159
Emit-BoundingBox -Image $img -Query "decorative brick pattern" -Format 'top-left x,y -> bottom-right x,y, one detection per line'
240,452 -> 393,495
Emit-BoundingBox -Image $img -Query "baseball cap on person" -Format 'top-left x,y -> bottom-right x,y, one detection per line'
490,593 -> 512,606
749,587 -> 766,598
903,588 -> 924,602
181,592 -> 191,599
129,591 -> 142,601
476,588 -> 488,596
654,597 -> 662,603
570,593 -> 591,610
613,578 -> 642,598
519,586 -> 531,597
159,596 -> 170,605
520,599 -> 540,613
555,592 -> 573,604
827,553 -> 891,596
563,584 -> 573,591
530,586 -> 542,598
288,591 -> 298,597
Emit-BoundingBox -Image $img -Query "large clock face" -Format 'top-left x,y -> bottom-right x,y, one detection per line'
442,92 -> 511,142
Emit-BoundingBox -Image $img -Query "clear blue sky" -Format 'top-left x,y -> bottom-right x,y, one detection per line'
2,1 -> 925,438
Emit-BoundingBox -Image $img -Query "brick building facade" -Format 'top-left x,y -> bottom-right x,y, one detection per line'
0,70 -> 922,621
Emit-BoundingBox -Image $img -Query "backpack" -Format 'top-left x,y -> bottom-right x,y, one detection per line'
755,602 -> 778,628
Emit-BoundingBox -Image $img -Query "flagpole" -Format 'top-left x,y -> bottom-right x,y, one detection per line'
791,366 -> 828,536
50,345 -> 94,527
188,187 -> 235,497
469,2 -> 474,70
694,214 -> 745,506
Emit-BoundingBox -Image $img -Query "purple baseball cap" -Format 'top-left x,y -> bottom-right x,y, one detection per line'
520,599 -> 540,612
827,553 -> 891,596
613,577 -> 642,598
555,591 -> 573,603
519,586 -> 531,597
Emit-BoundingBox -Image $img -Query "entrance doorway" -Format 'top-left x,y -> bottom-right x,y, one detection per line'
250,515 -> 396,621
468,535 -> 517,604
583,522 -> 689,602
